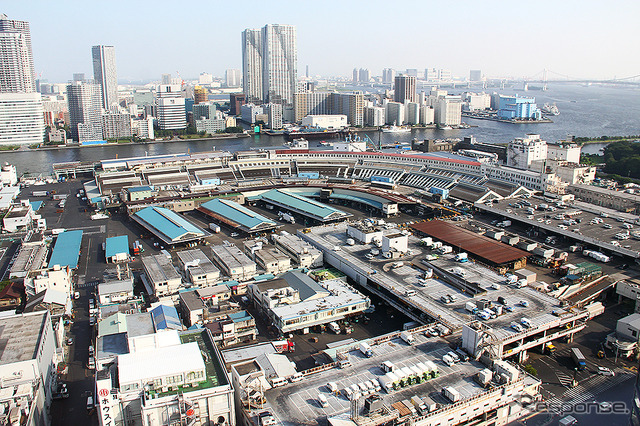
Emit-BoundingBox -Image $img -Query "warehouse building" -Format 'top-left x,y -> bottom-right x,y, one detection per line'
48,230 -> 83,269
176,249 -> 221,287
197,198 -> 278,235
141,253 -> 182,296
132,206 -> 207,246
105,235 -> 130,263
272,233 -> 323,268
253,188 -> 352,223
410,220 -> 529,271
247,271 -> 370,334
244,240 -> 291,275
210,244 -> 257,282
568,183 -> 640,214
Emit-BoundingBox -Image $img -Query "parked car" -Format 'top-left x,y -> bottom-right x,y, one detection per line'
597,366 -> 614,376
66,338 -> 74,346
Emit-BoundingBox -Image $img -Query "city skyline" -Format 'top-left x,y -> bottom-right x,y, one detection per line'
3,0 -> 639,83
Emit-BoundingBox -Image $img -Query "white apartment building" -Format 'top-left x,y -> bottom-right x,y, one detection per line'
225,68 -> 241,88
0,14 -> 35,93
405,102 -> 420,125
242,29 -> 263,103
364,105 -> 385,127
386,101 -> 405,125
0,92 -> 44,145
265,102 -> 283,129
156,84 -> 186,130
101,109 -> 132,140
419,104 -> 435,125
131,117 -> 154,139
67,80 -> 103,142
506,134 -> 548,170
92,45 -> 118,109
241,103 -> 264,124
436,95 -> 462,127
261,24 -> 297,106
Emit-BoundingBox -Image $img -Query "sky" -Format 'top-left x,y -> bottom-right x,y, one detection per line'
4,0 -> 640,83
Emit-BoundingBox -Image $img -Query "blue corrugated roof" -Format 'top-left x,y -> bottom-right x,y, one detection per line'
260,189 -> 347,220
150,304 -> 181,331
105,235 -> 129,259
200,198 -> 276,231
228,310 -> 253,323
48,230 -> 83,269
134,206 -> 205,242
330,193 -> 383,209
127,186 -> 153,193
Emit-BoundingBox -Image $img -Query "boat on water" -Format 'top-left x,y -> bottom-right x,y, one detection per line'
541,103 -> 560,116
381,124 -> 411,133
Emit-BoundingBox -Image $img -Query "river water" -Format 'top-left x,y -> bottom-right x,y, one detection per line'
1,83 -> 638,175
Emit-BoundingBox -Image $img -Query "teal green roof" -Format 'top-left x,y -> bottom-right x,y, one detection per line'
199,198 -> 277,231
48,230 -> 83,269
105,235 -> 129,259
133,206 -> 205,243
260,189 -> 350,221
98,312 -> 128,337
330,193 -> 383,209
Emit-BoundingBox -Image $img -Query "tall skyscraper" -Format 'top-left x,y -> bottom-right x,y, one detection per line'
0,14 -> 35,93
92,45 -> 118,109
242,24 -> 297,107
225,69 -> 241,88
261,24 -> 297,106
242,29 -> 263,103
394,75 -> 417,103
67,80 -> 103,142
470,69 -> 482,81
0,15 -> 44,146
382,68 -> 396,84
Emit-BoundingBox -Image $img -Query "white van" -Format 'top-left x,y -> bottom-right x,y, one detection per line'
405,289 -> 417,297
327,382 -> 338,393
271,377 -> 288,387
318,394 -> 328,407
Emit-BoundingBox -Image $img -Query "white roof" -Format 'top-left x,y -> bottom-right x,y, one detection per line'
43,288 -> 69,306
118,342 -> 205,385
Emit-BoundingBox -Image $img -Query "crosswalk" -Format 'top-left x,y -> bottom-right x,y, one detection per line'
542,370 -> 632,413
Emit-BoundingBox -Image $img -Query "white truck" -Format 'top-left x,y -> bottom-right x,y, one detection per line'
359,342 -> 373,357
279,212 -> 295,224
442,386 -> 461,402
400,331 -> 415,345
583,250 -> 611,263
465,301 -> 479,314
328,322 -> 341,334
454,252 -> 468,262
438,245 -> 453,255
209,223 -> 221,233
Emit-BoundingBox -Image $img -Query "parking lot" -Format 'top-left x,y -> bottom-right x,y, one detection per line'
480,196 -> 640,257
263,336 -> 488,424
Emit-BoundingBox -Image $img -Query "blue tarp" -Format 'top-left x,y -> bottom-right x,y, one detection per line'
48,230 -> 83,269
30,201 -> 43,211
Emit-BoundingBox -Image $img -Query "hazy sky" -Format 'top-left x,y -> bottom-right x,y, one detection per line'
4,0 -> 639,83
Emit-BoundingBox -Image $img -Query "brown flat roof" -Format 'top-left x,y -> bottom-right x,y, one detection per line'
410,220 -> 529,265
